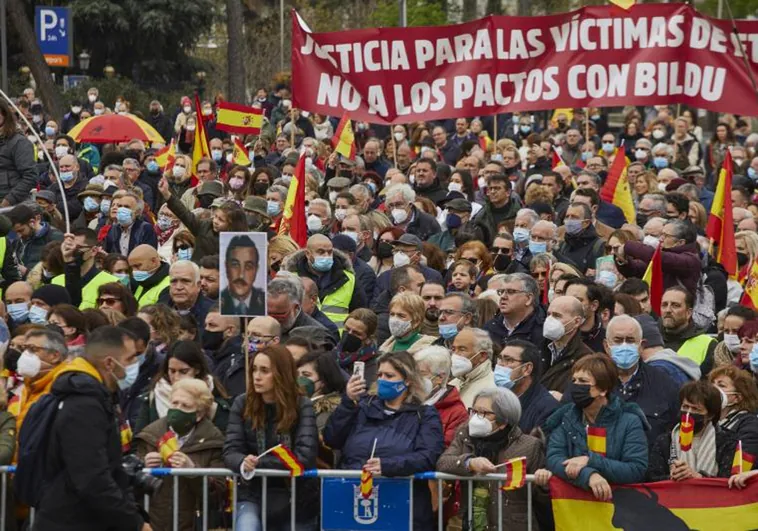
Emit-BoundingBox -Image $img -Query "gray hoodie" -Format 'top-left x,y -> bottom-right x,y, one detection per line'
645,347 -> 702,381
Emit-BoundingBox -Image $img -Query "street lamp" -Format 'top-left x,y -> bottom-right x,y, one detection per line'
78,51 -> 91,72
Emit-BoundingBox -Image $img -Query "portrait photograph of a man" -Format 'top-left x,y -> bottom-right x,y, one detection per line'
219,232 -> 267,316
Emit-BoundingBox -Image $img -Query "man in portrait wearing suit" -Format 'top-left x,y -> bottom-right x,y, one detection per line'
220,234 -> 266,315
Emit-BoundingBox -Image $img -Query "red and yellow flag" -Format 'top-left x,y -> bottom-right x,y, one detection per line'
501,456 -> 526,491
192,94 -> 211,181
587,426 -> 607,456
216,101 -> 263,135
542,261 -> 550,306
551,146 -> 563,169
332,114 -> 356,160
599,146 -> 635,224
158,431 -> 179,463
610,0 -> 635,10
706,149 -> 737,276
680,412 -> 694,452
731,440 -> 756,475
271,445 -> 305,476
232,137 -> 251,166
154,139 -> 176,170
120,421 -> 133,453
550,476 -> 758,530
642,243 -> 664,316
740,259 -> 758,309
360,467 -> 373,499
278,153 -> 307,247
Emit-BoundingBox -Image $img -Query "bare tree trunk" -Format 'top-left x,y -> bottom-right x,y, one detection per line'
517,0 -> 530,15
227,0 -> 246,103
6,0 -> 64,119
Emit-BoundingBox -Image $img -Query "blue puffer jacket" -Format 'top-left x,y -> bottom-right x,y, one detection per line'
323,395 -> 444,531
543,395 -> 649,490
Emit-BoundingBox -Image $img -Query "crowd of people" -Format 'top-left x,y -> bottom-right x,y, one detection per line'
0,84 -> 757,531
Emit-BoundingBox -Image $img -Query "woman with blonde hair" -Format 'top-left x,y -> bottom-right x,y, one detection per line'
268,235 -> 299,276
380,292 -> 436,354
138,303 -> 181,354
160,154 -> 195,211
688,201 -> 708,231
633,171 -> 659,202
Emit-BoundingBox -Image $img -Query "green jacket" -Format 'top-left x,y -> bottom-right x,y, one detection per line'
166,193 -> 218,262
0,411 -> 15,466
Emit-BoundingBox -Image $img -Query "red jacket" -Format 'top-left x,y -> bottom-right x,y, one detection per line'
434,386 -> 468,448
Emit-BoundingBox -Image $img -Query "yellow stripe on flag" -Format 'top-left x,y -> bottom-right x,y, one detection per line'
610,0 -> 635,9
501,457 -> 526,491
271,445 -> 304,476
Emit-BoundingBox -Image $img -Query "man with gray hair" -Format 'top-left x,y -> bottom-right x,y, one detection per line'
450,327 -> 496,407
484,272 -> 545,349
512,208 -> 539,260
414,345 -> 468,445
384,183 -> 440,240
159,260 -> 214,338
540,295 -> 591,394
267,276 -> 325,342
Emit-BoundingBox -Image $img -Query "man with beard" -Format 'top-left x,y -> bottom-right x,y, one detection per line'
220,235 -> 265,316
420,282 -> 446,336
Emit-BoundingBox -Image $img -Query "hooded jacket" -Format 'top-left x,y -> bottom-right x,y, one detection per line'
644,348 -> 701,388
556,224 -> 605,274
415,178 -> 448,205
14,221 -> 64,269
0,133 -> 38,206
35,357 -> 144,531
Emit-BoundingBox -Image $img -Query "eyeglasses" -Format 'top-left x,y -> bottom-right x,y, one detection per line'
22,344 -> 53,355
250,334 -> 276,344
467,408 -> 496,419
439,308 -> 466,317
386,201 -> 407,210
491,247 -> 511,256
496,355 -> 523,366
498,289 -> 527,297
97,297 -> 120,306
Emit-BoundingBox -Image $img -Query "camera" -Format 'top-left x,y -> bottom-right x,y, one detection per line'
122,454 -> 163,496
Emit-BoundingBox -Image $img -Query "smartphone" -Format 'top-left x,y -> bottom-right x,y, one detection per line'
353,361 -> 365,381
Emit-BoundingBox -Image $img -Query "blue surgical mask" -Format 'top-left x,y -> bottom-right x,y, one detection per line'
445,213 -> 462,229
83,196 -> 99,213
116,207 -> 133,226
376,378 -> 407,401
45,126 -> 56,137
313,255 -> 333,272
520,125 -> 531,134
100,199 -> 111,215
7,302 -> 29,323
438,322 -> 459,340
132,270 -> 153,282
528,240 -> 547,254
136,353 -> 147,367
177,248 -> 193,261
581,152 -> 592,162
157,215 -> 173,231
147,160 -> 160,173
602,142 -> 615,153
511,115 -> 520,124
366,182 -> 377,194
267,200 -> 281,217
114,359 -> 140,390
653,157 -> 669,169
596,270 -> 618,288
565,219 -> 584,235
59,171 -> 75,183
610,343 -> 640,370
512,227 -> 530,243
748,167 -> 757,180
114,272 -> 130,287
750,344 -> 758,370
494,365 -> 516,389
28,305 -> 48,324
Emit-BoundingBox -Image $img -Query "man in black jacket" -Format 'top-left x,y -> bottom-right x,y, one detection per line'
384,183 -> 441,241
36,326 -> 151,531
484,272 -> 545,350
146,100 -> 174,144
118,317 -> 161,428
413,158 -> 447,205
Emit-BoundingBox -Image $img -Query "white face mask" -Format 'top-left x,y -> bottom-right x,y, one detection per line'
55,146 -> 69,158
451,354 -> 474,378
172,165 -> 187,179
723,333 -> 741,353
543,316 -> 567,342
448,182 -> 463,193
657,182 -> 668,192
329,191 -> 338,204
306,215 -> 323,232
468,414 -> 494,438
643,235 -> 660,248
391,208 -> 408,224
394,132 -> 404,142
388,317 -> 412,338
335,208 -> 348,221
17,351 -> 42,378
393,252 -> 411,268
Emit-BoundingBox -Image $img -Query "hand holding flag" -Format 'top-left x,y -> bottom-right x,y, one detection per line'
158,431 -> 179,464
679,412 -> 694,452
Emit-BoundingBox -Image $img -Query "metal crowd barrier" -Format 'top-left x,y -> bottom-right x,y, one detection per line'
0,465 -> 536,531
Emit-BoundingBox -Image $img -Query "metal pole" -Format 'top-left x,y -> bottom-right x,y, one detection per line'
279,0 -> 284,71
0,0 -> 7,94
173,475 -> 179,531
718,0 -> 723,18
1,470 -> 6,530
399,0 -> 407,27
262,475 -> 267,531
437,479 -> 443,530
202,476 -> 208,531
290,476 -> 297,529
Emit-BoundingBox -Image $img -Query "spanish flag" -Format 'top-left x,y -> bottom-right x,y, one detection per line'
551,145 -> 563,169
542,261 -> 550,306
740,259 -> 758,309
610,0 -> 635,9
232,137 -> 251,166
587,426 -> 607,456
360,467 -> 373,499
154,139 -> 176,170
642,243 -> 664,316
332,114 -> 356,160
278,153 -> 307,247
550,476 -> 758,531
680,412 -> 694,452
501,456 -> 526,491
706,149 -> 737,276
732,440 -> 756,475
216,101 -> 263,135
120,421 -> 133,453
599,145 -> 635,224
271,445 -> 305,476
192,94 -> 211,180
158,431 -> 179,463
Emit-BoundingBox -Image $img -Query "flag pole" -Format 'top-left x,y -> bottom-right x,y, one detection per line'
392,138 -> 398,168
584,108 -> 590,143
493,114 -> 498,146
258,443 -> 282,458
290,111 -> 296,148
244,316 -> 250,392
724,0 -> 758,107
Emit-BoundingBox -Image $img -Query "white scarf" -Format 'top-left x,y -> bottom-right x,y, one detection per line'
673,421 -> 718,477
153,378 -> 173,419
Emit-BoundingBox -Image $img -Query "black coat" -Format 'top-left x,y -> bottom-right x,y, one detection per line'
103,218 -> 158,255
556,225 -> 605,274
223,395 -> 319,523
415,179 -> 448,206
119,349 -> 164,429
519,380 -> 559,435
484,305 -> 546,351
147,112 -> 174,145
404,205 -> 442,242
47,175 -> 87,223
36,364 -> 144,531
540,331 -> 593,393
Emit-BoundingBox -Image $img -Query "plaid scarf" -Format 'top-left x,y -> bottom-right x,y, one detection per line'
337,343 -> 378,368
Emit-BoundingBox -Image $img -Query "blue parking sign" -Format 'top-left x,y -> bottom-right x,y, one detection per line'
321,477 -> 411,531
34,6 -> 73,67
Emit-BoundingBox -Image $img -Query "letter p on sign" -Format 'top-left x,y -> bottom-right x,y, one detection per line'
40,9 -> 58,41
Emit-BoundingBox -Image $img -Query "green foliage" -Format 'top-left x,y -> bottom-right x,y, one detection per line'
699,0 -> 757,18
370,0 -> 448,27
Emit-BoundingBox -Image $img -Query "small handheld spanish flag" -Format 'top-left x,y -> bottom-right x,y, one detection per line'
120,421 -> 133,453
501,457 -> 526,491
224,477 -> 235,513
587,426 -> 607,456
679,412 -> 694,452
332,114 -> 356,160
232,137 -> 252,166
360,467 -> 373,499
155,139 -> 176,170
731,440 -> 756,475
271,445 -> 305,476
158,431 -> 179,463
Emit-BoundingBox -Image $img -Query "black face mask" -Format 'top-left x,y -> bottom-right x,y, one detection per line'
150,108 -> 160,116
493,253 -> 511,272
246,214 -> 263,230
341,332 -> 363,353
688,412 -> 708,433
202,330 -> 225,351
253,182 -> 269,196
570,383 -> 596,409
4,348 -> 20,373
197,195 -> 214,209
636,213 -> 649,227
377,241 -> 393,260
270,260 -> 281,273
738,252 -> 750,268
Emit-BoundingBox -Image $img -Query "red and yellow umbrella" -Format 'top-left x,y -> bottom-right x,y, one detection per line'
68,113 -> 166,144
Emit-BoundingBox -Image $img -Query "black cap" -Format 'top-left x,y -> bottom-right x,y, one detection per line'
392,233 -> 422,250
446,198 -> 472,213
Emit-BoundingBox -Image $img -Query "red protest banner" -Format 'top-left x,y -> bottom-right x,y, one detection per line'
291,5 -> 758,124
